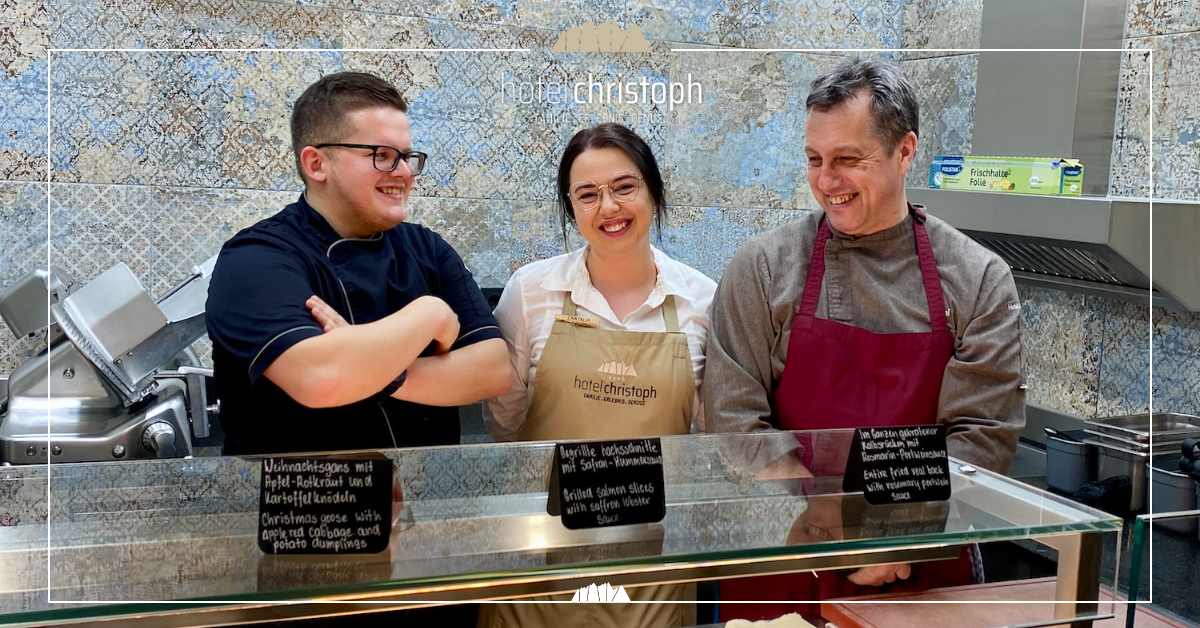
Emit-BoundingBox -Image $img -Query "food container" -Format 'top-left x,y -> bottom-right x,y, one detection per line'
1086,412 -> 1200,444
1083,428 -> 1150,453
1150,457 -> 1198,534
1045,431 -> 1096,494
1088,438 -> 1150,512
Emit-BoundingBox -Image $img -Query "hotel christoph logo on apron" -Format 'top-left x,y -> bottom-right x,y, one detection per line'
518,294 -> 694,442
575,359 -> 658,407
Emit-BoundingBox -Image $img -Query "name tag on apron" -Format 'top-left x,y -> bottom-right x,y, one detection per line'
554,314 -> 600,328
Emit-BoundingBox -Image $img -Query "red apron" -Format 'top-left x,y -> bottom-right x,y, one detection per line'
719,206 -> 974,621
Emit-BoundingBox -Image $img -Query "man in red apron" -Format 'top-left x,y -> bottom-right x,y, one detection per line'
704,58 -> 1026,620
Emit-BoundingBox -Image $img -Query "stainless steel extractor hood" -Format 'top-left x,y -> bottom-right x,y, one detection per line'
907,190 -> 1200,311
906,0 -> 1200,312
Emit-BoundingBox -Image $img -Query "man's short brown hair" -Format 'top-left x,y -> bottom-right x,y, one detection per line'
290,72 -> 408,182
806,58 -> 919,154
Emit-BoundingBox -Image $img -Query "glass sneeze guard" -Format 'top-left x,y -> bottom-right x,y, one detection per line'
0,431 -> 1123,626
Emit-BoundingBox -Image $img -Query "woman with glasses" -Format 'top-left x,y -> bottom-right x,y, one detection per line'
480,123 -> 715,628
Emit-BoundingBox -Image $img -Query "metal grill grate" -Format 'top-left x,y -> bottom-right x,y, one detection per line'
974,238 -> 1124,285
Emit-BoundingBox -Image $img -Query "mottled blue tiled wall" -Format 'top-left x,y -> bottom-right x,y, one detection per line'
1,0 -> 50,371
0,0 -> 1196,419
1114,0 -> 1200,200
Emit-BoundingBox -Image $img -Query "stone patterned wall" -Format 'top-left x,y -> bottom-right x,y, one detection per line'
0,0 -> 49,373
1120,2 -> 1200,417
1017,285 -> 1155,419
1116,0 -> 1200,200
0,0 -> 1195,420
0,0 -> 976,374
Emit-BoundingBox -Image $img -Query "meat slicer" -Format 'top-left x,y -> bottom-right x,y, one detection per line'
0,256 -> 219,464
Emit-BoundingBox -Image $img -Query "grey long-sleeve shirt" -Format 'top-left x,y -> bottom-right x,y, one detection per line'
704,209 -> 1025,473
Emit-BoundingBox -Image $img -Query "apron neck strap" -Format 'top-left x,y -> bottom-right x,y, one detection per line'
661,295 -> 681,332
559,293 -> 682,331
799,204 -> 948,333
909,204 -> 948,332
798,218 -> 833,317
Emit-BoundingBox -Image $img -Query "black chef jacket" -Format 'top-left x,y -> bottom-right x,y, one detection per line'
206,193 -> 502,455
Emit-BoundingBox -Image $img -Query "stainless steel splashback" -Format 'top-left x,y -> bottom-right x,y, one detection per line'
974,0 -> 1125,197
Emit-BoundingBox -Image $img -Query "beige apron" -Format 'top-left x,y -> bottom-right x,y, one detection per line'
481,294 -> 697,628
519,293 -> 694,441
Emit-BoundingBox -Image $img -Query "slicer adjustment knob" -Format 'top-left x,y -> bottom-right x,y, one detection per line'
142,421 -> 177,458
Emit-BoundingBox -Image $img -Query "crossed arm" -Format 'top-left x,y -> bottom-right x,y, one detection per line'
265,295 -> 510,408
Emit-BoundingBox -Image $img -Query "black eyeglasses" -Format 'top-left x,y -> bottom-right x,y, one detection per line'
314,143 -> 427,175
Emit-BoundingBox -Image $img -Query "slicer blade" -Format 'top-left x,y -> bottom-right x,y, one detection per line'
51,301 -> 142,401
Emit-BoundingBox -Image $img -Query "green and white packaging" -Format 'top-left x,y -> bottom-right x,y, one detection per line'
928,156 -> 1084,196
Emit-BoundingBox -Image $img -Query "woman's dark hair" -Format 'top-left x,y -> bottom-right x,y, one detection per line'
556,123 -> 667,245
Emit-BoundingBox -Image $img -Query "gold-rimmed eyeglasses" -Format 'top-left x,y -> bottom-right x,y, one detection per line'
569,173 -> 644,212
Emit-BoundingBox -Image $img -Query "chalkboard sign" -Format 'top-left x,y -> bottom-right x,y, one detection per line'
258,453 -> 393,554
547,438 -> 666,530
842,425 -> 951,505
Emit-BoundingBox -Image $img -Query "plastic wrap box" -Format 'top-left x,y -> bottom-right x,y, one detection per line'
928,155 -> 1083,196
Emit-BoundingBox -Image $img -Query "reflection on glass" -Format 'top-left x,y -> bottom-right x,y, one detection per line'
0,431 -> 1123,624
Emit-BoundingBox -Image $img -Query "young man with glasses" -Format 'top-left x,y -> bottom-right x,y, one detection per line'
206,71 -> 510,456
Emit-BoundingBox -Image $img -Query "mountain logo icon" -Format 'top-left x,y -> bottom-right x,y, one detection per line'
553,21 -> 651,53
571,582 -> 631,602
597,361 -> 638,377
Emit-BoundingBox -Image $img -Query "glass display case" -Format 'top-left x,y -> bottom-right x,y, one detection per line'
0,431 -> 1123,627
1127,509 -> 1200,627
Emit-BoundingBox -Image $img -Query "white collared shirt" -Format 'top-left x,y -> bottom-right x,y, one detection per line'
484,245 -> 717,442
